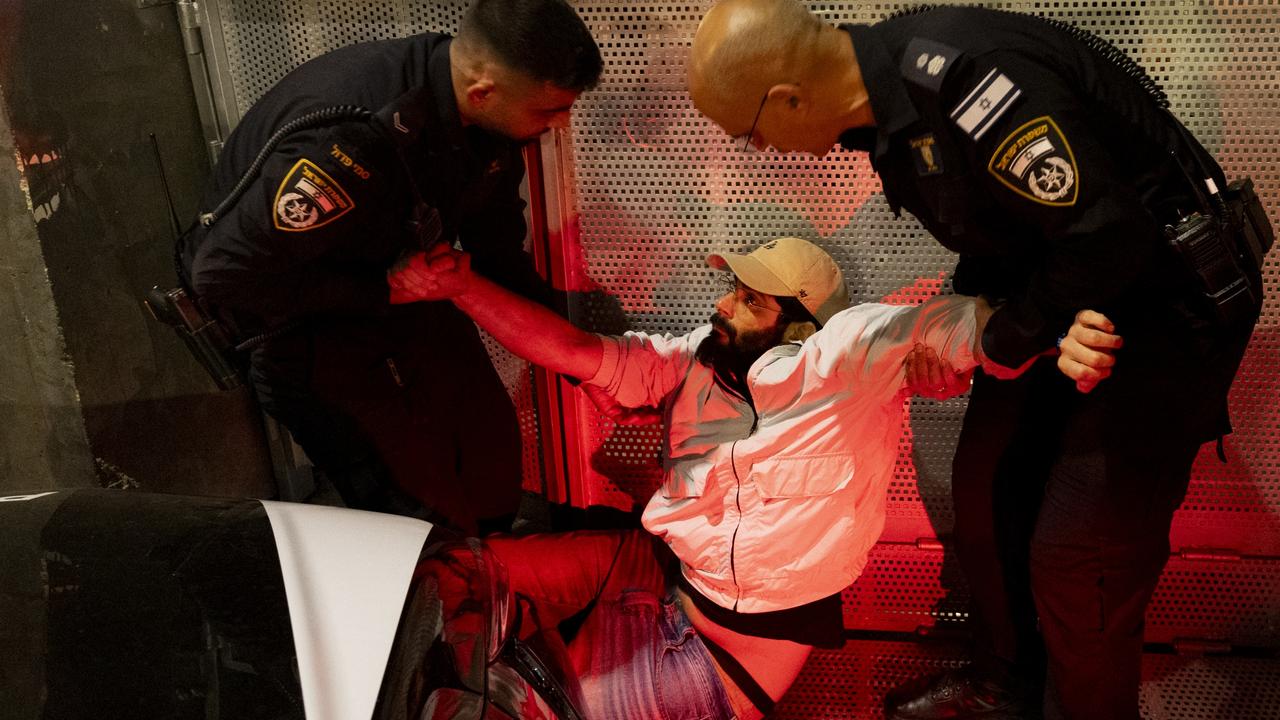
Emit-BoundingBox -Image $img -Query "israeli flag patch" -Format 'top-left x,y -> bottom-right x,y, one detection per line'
950,68 -> 1022,141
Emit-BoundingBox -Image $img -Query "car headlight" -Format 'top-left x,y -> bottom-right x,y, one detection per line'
433,538 -> 514,688
477,541 -> 512,665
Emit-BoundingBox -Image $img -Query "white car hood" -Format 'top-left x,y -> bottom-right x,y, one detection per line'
261,501 -> 432,720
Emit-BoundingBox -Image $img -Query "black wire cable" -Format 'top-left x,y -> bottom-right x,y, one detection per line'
186,105 -> 380,352
885,4 -> 1169,108
199,105 -> 374,227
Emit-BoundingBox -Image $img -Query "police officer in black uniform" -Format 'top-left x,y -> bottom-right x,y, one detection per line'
690,2 -> 1268,719
180,0 -> 602,535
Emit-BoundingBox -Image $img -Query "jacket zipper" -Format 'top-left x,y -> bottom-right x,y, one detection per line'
728,400 -> 759,612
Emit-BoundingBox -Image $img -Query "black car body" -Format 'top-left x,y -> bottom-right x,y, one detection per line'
0,489 -> 582,720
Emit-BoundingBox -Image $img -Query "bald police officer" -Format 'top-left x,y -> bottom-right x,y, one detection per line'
689,2 -> 1265,719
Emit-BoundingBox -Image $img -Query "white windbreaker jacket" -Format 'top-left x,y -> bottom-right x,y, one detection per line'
586,295 -> 979,613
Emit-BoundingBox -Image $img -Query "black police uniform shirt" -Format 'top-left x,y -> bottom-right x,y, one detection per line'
182,33 -> 549,334
837,6 -> 1224,370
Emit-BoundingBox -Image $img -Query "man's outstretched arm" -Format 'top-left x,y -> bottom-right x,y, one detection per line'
389,246 -> 604,381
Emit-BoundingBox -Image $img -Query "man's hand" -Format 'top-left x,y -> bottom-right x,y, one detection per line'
387,243 -> 473,304
905,344 -> 973,400
1057,309 -> 1121,393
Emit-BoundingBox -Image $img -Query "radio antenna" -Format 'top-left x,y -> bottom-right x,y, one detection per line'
149,132 -> 183,242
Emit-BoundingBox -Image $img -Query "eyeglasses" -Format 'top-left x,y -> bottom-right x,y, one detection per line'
735,92 -> 769,152
717,274 -> 782,315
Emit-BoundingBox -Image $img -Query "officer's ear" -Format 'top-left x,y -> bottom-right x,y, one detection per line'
466,79 -> 496,107
767,84 -> 806,115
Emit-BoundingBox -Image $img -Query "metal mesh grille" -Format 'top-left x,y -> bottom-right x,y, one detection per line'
840,544 -> 1280,646
1138,654 -> 1280,720
217,0 -> 471,117
775,640 -> 1280,719
218,0 -> 310,116
1147,556 -> 1280,647
775,640 -> 970,720
841,544 -> 969,633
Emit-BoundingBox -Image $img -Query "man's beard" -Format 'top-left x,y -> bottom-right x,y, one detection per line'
695,314 -> 785,393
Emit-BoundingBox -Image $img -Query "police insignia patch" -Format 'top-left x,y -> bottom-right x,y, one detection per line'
272,159 -> 354,231
910,134 -> 944,176
987,116 -> 1079,207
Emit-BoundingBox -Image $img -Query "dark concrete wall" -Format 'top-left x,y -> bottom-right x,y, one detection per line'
0,96 -> 95,492
0,0 -> 274,497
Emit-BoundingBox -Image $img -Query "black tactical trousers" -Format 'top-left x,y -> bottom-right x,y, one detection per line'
952,297 -> 1256,720
249,302 -> 523,535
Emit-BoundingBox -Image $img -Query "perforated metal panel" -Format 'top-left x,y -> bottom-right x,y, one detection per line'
840,543 -> 970,634
840,543 -> 1280,647
214,0 -> 469,119
1138,654 -> 1280,720
775,640 -> 1280,720
1147,555 -> 1280,646
772,640 -> 969,720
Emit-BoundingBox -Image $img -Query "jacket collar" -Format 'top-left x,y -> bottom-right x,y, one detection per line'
425,36 -> 516,174
427,37 -> 468,154
837,24 -> 919,161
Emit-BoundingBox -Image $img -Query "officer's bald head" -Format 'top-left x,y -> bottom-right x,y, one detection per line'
688,0 -> 824,130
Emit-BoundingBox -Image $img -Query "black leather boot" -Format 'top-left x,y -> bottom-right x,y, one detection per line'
886,666 -> 1041,720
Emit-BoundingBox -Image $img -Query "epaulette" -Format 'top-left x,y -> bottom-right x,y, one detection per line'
373,87 -> 436,153
899,37 -> 965,94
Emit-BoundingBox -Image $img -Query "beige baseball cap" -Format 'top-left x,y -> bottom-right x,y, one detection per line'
707,237 -> 849,326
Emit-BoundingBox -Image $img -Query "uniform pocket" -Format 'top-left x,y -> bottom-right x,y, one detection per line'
753,453 -> 855,499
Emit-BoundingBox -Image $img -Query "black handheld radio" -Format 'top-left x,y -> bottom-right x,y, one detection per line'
1164,126 -> 1273,326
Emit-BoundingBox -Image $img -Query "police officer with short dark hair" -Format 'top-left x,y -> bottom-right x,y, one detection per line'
181,0 -> 602,535
690,2 -> 1268,718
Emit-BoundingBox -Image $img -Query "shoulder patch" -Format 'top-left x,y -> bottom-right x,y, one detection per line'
901,37 -> 964,92
272,158 -> 355,232
950,68 -> 1022,141
987,116 -> 1079,207
910,133 -> 944,176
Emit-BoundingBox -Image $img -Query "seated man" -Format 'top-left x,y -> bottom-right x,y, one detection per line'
390,237 -> 1115,719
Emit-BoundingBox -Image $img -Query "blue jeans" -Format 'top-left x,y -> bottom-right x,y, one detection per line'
487,530 -> 736,719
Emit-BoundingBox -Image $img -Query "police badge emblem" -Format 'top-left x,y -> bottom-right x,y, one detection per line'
987,116 -> 1079,207
272,158 -> 355,231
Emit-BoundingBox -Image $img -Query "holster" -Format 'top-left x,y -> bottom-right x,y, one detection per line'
1222,177 -> 1275,270
145,286 -> 245,391
1165,176 -> 1272,326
